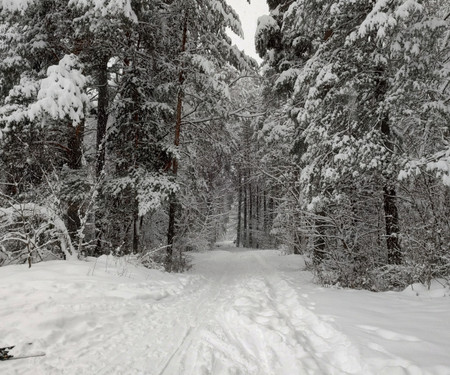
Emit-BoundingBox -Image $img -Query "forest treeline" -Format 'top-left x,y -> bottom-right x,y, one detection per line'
0,0 -> 258,271
1,0 -> 449,291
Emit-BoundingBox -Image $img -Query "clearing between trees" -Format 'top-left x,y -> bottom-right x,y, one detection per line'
1,242 -> 449,375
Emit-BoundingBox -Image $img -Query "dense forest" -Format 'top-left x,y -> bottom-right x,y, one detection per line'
1,0 -> 449,291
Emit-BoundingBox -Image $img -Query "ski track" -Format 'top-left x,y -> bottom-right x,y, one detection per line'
3,248 -> 367,375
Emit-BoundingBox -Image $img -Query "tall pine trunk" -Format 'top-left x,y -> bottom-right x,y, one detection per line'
248,180 -> 253,248
95,56 -> 109,178
256,185 -> 260,248
166,14 -> 188,271
376,69 -> 402,265
381,114 -> 401,264
236,171 -> 242,247
243,176 -> 248,247
263,189 -> 267,236
94,56 -> 109,255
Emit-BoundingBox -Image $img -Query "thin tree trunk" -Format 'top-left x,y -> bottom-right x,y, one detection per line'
94,56 -> 109,255
263,189 -> 267,236
133,204 -> 139,254
269,195 -> 274,229
249,181 -> 253,248
67,120 -> 84,242
96,57 -> 109,178
243,177 -> 248,247
166,13 -> 188,271
376,68 -> 402,265
383,185 -> 401,264
381,112 -> 401,264
313,212 -> 327,264
236,171 -> 242,247
256,185 -> 260,248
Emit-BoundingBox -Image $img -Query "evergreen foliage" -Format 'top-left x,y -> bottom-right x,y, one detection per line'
256,0 -> 450,289
1,0 -> 449,290
0,0 -> 256,270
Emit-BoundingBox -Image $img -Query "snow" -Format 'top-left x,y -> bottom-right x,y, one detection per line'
256,14 -> 279,36
211,0 -> 243,38
29,54 -> 89,125
1,0 -> 35,13
1,244 -> 449,374
348,0 -> 423,43
275,68 -> 301,89
68,0 -> 138,23
0,203 -> 76,260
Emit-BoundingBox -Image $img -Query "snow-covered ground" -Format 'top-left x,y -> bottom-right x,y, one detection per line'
1,242 -> 449,375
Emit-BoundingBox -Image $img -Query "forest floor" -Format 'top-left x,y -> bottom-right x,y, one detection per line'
1,242 -> 449,375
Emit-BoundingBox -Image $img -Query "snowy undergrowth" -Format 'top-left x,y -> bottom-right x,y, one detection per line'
1,246 -> 449,374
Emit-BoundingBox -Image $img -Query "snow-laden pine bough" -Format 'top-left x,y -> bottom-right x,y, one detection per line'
0,203 -> 76,266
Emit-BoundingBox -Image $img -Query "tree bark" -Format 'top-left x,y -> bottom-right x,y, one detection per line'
236,171 -> 242,247
249,181 -> 253,248
313,211 -> 326,264
256,185 -> 260,248
166,13 -> 188,271
263,189 -> 267,236
133,203 -> 139,254
383,185 -> 401,264
66,120 -> 84,241
95,56 -> 109,178
376,69 -> 402,265
243,176 -> 248,247
94,56 -> 109,255
381,114 -> 401,264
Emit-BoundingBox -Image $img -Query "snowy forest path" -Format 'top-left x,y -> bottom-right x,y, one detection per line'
111,244 -> 367,375
1,245 -> 367,375
2,245 -> 449,375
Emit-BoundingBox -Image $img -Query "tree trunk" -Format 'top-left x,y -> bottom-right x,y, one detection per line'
249,181 -> 253,248
313,211 -> 326,264
132,203 -> 139,254
66,120 -> 84,242
269,194 -> 275,231
375,68 -> 402,265
94,56 -> 109,255
236,171 -> 242,247
166,13 -> 188,271
256,185 -> 260,248
95,57 -> 109,178
379,95 -> 401,264
243,177 -> 248,247
263,189 -> 267,237
383,185 -> 401,264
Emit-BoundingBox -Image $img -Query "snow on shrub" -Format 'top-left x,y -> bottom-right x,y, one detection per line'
0,203 -> 76,266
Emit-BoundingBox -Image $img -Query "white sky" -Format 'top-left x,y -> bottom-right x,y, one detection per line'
226,0 -> 269,63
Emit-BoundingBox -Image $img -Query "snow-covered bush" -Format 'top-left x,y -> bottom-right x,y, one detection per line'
370,264 -> 427,292
0,203 -> 76,266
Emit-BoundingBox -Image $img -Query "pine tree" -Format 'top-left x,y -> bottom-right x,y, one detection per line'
257,0 -> 450,288
161,0 -> 257,270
